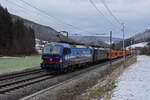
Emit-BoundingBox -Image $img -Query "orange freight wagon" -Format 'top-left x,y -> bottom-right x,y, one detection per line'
107,50 -> 119,59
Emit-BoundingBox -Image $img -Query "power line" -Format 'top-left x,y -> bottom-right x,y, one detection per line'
101,0 -> 121,25
6,0 -> 121,35
7,0 -> 110,35
5,0 -> 63,28
6,0 -> 87,34
7,0 -> 25,10
6,0 -> 38,15
89,0 -> 117,28
18,0 -> 93,34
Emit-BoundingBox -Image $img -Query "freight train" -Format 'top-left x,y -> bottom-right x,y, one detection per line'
40,42 -> 132,71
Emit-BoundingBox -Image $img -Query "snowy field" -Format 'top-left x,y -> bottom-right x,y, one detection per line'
111,55 -> 150,100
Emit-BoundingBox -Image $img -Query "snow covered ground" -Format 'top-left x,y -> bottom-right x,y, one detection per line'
126,42 -> 148,50
111,55 -> 150,100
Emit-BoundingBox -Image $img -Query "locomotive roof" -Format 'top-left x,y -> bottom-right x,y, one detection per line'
93,48 -> 106,50
45,42 -> 91,49
70,45 -> 89,49
45,42 -> 70,47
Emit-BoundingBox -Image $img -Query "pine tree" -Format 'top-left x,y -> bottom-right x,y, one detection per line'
0,4 -> 37,56
0,5 -> 13,55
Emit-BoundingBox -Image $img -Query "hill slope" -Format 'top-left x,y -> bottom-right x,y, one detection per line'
70,36 -> 109,47
11,14 -> 109,47
132,29 -> 150,43
11,14 -> 71,42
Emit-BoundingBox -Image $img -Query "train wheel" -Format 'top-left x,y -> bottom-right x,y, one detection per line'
69,66 -> 74,72
40,63 -> 45,69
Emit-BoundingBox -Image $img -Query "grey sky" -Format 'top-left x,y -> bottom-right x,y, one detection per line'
0,0 -> 150,38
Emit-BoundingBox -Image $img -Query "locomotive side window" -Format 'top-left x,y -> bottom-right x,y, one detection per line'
68,48 -> 71,54
63,48 -> 71,55
43,45 -> 61,55
63,48 -> 67,55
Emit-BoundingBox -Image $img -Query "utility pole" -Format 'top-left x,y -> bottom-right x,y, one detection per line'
59,31 -> 69,39
130,39 -> 133,55
110,31 -> 112,67
63,31 -> 69,39
122,23 -> 125,67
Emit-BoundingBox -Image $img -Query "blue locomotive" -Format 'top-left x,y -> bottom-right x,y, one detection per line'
40,42 -> 94,71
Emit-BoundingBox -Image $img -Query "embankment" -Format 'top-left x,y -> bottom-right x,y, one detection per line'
23,56 -> 136,100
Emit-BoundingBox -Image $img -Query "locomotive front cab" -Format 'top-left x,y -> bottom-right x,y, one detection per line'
40,43 -> 71,71
40,44 -> 62,70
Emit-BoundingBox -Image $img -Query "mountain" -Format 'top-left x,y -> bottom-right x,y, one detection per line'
113,29 -> 150,49
97,36 -> 122,44
70,36 -> 121,44
132,29 -> 150,43
11,14 -> 109,47
69,36 -> 109,47
11,14 -> 73,43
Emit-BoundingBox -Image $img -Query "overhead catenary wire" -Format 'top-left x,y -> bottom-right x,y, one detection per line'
101,0 -> 122,25
6,0 -> 26,11
5,0 -> 121,35
100,0 -> 126,66
4,0 -> 24,13
6,0 -> 110,36
18,0 -> 94,34
5,0 -> 87,35
5,0 -> 65,29
89,0 -> 118,28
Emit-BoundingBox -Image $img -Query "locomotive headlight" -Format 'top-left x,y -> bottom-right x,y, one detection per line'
59,59 -> 62,63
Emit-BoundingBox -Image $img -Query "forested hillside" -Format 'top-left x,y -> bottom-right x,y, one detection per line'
0,5 -> 36,56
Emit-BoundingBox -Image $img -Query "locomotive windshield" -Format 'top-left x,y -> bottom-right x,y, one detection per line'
43,45 -> 61,56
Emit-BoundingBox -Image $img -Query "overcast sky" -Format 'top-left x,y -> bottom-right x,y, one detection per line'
0,0 -> 150,38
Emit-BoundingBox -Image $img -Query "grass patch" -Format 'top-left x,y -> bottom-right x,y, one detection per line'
84,80 -> 116,100
146,54 -> 150,56
0,55 -> 41,73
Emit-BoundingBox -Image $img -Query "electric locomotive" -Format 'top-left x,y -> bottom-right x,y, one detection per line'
40,42 -> 93,71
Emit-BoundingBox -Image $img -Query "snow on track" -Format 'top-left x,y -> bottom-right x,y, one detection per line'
111,55 -> 150,100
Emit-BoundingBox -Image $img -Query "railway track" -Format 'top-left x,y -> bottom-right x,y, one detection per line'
0,68 -> 45,81
0,56 -> 133,100
21,56 -> 130,100
0,71 -> 55,94
0,58 -> 117,95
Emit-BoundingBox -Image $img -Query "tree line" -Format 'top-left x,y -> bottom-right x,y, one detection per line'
0,5 -> 37,56
140,41 -> 150,55
111,38 -> 134,50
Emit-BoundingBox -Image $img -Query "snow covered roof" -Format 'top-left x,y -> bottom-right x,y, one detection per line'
126,42 -> 148,50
